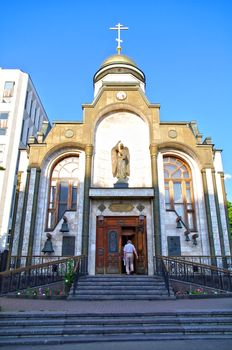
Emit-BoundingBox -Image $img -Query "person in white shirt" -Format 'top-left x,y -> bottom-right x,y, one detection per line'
123,240 -> 138,275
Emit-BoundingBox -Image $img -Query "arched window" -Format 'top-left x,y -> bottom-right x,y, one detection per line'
163,156 -> 196,231
47,156 -> 79,230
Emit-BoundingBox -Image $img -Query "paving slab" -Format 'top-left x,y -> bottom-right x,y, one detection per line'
1,296 -> 232,313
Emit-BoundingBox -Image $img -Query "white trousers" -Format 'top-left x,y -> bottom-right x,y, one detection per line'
125,253 -> 134,274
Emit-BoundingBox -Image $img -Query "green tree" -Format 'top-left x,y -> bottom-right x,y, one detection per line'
227,201 -> 232,237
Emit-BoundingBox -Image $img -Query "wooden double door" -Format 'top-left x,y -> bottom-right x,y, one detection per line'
96,216 -> 147,274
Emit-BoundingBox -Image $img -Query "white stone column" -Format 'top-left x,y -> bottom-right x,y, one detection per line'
157,152 -> 167,255
214,150 -> 231,255
82,145 -> 93,258
150,144 -> 161,256
216,172 -> 231,255
205,168 -> 221,256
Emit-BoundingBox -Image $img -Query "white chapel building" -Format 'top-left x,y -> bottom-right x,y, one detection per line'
1,46 -> 231,274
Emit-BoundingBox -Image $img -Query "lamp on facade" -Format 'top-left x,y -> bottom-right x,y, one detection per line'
41,233 -> 54,254
192,233 -> 199,245
139,214 -> 145,224
184,230 -> 190,242
138,214 -> 145,233
98,215 -> 104,224
176,216 -> 182,229
60,216 -> 69,232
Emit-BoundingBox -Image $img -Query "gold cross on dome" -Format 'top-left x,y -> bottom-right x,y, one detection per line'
110,23 -> 129,54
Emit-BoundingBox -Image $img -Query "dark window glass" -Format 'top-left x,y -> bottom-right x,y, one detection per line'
47,157 -> 79,229
24,91 -> 29,110
0,113 -> 8,119
108,231 -> 118,253
3,82 -> 14,98
58,204 -> 67,222
71,187 -> 77,209
0,129 -> 7,135
59,182 -> 68,202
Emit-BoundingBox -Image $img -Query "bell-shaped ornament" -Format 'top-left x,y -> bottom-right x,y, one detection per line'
42,233 -> 54,254
42,240 -> 54,254
60,216 -> 69,232
176,217 -> 182,229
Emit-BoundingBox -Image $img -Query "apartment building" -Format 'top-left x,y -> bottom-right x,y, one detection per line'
0,68 -> 50,252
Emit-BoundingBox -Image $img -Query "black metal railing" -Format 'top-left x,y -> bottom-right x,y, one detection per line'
0,255 -> 87,295
8,255 -> 73,269
154,256 -> 170,296
172,255 -> 232,270
0,250 -> 8,272
72,255 -> 88,296
155,256 -> 232,292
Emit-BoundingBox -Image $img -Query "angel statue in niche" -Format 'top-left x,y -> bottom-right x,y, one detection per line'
111,141 -> 130,184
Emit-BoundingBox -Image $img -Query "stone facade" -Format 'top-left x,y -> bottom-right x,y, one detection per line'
9,53 -> 231,273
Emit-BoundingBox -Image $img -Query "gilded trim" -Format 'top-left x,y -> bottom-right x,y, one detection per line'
150,144 -> 162,255
82,145 -> 94,255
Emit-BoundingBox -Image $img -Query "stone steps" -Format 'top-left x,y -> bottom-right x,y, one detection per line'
76,285 -> 166,289
74,289 -> 169,294
1,316 -> 232,327
70,295 -> 173,300
1,324 -> 232,336
0,311 -> 232,345
2,334 -> 232,346
68,275 -> 174,301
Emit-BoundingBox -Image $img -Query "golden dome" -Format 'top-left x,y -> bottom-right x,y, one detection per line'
101,54 -> 137,68
94,53 -> 145,84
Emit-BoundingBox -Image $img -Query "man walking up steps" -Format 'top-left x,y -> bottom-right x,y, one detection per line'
123,240 -> 138,275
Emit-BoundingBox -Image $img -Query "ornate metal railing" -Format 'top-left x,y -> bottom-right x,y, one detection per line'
0,255 -> 87,295
172,255 -> 232,269
154,256 -> 170,296
155,256 -> 232,292
8,255 -> 72,269
72,255 -> 88,296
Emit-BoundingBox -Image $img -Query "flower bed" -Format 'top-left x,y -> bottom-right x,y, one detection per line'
7,281 -> 68,300
170,279 -> 232,299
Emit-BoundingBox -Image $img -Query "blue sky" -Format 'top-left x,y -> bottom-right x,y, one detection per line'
1,0 -> 232,200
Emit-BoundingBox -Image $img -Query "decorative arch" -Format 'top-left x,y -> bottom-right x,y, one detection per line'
93,103 -> 151,131
40,142 -> 86,169
92,109 -> 152,187
163,154 -> 196,231
46,155 -> 80,230
158,141 -> 203,169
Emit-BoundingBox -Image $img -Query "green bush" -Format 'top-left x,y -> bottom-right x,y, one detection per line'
64,259 -> 75,289
227,201 -> 232,238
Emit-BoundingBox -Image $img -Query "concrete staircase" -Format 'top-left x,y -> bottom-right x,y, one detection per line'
68,275 -> 175,300
0,311 -> 232,345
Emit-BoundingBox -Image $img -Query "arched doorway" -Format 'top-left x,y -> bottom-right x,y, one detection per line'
96,216 -> 147,274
